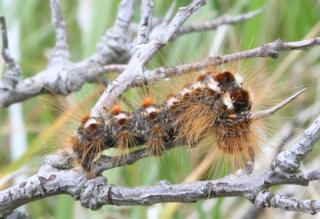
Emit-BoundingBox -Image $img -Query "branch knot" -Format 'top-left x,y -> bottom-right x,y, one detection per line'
80,176 -> 108,210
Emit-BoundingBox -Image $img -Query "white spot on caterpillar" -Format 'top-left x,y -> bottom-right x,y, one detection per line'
146,106 -> 157,114
223,94 -> 234,110
235,74 -> 243,86
84,118 -> 97,128
180,88 -> 191,96
190,82 -> 203,90
166,97 -> 178,107
115,113 -> 127,121
207,79 -> 221,93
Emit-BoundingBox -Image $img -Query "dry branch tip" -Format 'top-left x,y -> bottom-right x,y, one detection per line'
250,88 -> 306,120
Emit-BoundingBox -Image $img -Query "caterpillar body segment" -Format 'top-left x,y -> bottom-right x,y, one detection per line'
71,71 -> 254,174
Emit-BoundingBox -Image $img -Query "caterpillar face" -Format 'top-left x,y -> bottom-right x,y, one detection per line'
71,70 -> 255,175
229,88 -> 251,113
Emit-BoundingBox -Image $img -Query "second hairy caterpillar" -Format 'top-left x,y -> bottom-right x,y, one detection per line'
70,70 -> 257,175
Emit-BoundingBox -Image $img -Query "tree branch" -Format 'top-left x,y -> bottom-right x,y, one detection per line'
0,16 -> 21,89
49,0 -> 70,64
1,162 -> 319,216
135,0 -> 154,45
273,114 -> 320,173
255,190 -> 320,214
96,0 -> 135,58
250,88 -> 306,120
141,38 -> 320,83
172,8 -> 263,39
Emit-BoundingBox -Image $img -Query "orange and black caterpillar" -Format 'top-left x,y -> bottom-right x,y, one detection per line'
70,71 -> 255,174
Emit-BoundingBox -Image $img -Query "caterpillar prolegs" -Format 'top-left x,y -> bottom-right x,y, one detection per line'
70,71 -> 256,174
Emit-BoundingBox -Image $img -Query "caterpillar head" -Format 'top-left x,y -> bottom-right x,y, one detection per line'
229,88 -> 251,113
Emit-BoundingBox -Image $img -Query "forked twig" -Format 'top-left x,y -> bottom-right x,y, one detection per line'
49,0 -> 70,63
250,88 -> 306,119
0,16 -> 21,88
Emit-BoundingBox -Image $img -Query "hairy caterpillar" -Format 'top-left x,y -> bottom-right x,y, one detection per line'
70,70 -> 257,175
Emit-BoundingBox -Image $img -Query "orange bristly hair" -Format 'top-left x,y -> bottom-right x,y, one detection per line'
69,70 -> 260,177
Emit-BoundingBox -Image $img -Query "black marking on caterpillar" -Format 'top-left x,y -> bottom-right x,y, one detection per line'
71,71 -> 254,174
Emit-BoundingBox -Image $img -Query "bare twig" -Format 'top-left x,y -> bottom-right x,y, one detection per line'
273,114 -> 320,173
1,162 -> 319,216
92,144 -> 183,176
250,88 -> 306,119
0,16 -> 9,56
163,0 -> 177,24
49,0 -> 70,64
97,0 -> 136,57
172,8 -> 263,39
0,16 -> 21,89
135,0 -> 154,45
80,170 -> 320,208
141,38 -> 320,83
271,102 -> 320,157
92,149 -> 150,175
90,38 -> 320,89
255,190 -> 320,214
149,0 -> 176,39
102,64 -> 126,73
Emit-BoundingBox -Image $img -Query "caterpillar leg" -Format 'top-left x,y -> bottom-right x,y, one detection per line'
146,124 -> 169,156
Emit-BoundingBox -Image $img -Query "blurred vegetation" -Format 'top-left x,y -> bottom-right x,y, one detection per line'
0,0 -> 320,218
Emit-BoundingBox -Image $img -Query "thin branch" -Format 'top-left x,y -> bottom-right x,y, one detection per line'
94,64 -> 126,76
0,16 -> 21,89
80,171 -> 319,209
49,0 -> 70,64
250,88 -> 306,119
149,0 -> 176,39
271,102 -> 320,158
255,190 -> 320,214
92,144 -> 183,176
0,16 -> 9,54
273,114 -> 320,173
92,149 -> 150,175
163,0 -> 177,24
135,0 -> 154,45
97,0 -> 136,56
141,38 -> 320,83
1,164 -> 318,216
172,8 -> 263,39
